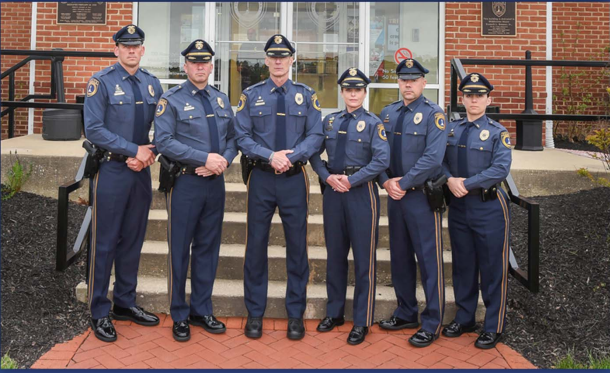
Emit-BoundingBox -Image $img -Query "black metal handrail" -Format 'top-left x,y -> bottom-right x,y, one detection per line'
1,49 -> 115,138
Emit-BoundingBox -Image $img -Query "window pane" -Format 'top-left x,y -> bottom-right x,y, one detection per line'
215,2 -> 281,106
369,2 -> 439,84
292,3 -> 359,43
139,3 -> 206,80
368,88 -> 439,117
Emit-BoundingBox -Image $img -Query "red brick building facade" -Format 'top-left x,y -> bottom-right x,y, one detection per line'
2,2 -> 609,142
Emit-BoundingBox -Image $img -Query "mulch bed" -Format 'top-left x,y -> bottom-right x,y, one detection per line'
1,187 -> 89,368
1,186 -> 609,368
553,136 -> 601,152
505,187 -> 610,368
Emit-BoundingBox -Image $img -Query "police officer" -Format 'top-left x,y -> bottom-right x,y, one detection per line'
154,39 -> 238,342
311,68 -> 389,345
84,24 -> 162,342
377,59 -> 448,348
235,34 -> 323,340
441,73 -> 511,349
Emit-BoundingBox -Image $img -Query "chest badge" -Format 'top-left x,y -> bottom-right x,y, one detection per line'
356,120 -> 366,132
414,112 -> 423,125
217,97 -> 225,109
295,92 -> 303,105
114,84 -> 125,96
480,129 -> 490,141
326,117 -> 334,132
148,84 -> 154,97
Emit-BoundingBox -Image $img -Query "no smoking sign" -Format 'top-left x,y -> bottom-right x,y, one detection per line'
394,48 -> 413,64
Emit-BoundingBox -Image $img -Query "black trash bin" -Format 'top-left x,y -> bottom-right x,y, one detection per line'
42,108 -> 83,141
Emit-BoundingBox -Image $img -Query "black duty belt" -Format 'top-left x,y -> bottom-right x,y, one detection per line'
466,184 -> 499,201
328,166 -> 363,176
254,161 -> 306,177
179,165 -> 218,180
103,151 -> 128,163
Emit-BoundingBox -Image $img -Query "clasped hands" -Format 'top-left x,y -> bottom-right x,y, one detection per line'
326,174 -> 351,193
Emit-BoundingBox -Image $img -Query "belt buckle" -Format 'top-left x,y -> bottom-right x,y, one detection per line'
275,169 -> 282,175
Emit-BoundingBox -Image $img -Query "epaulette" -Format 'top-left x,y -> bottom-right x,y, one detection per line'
246,80 -> 266,91
488,117 -> 506,131
138,67 -> 156,78
293,81 -> 313,92
164,84 -> 182,97
96,65 -> 116,78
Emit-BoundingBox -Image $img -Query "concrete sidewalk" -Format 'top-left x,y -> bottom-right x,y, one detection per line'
31,316 -> 536,369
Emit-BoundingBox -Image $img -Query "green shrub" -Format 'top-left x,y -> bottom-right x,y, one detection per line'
1,353 -> 18,369
556,352 -> 610,369
1,151 -> 32,201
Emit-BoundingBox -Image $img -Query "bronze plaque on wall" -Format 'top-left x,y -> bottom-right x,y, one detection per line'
482,2 -> 516,37
57,2 -> 106,25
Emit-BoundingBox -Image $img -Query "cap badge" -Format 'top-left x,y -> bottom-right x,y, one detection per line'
406,59 -> 414,68
349,68 -> 357,76
471,74 -> 480,83
195,41 -> 204,50
274,35 -> 283,44
127,25 -> 136,34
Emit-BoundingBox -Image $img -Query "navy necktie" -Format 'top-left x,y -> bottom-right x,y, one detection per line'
199,90 -> 220,154
457,122 -> 475,178
274,88 -> 286,151
390,106 -> 408,177
127,76 -> 145,144
331,115 -> 353,173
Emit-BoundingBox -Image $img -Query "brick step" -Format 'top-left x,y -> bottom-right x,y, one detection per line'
144,210 -> 451,248
122,241 -> 454,286
75,277 -> 484,323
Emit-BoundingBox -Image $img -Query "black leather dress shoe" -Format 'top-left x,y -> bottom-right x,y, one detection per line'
317,316 -> 345,332
475,332 -> 502,349
347,326 -> 368,345
408,329 -> 438,348
190,315 -> 226,334
442,320 -> 477,338
245,316 -> 263,339
287,318 -> 305,340
91,317 -> 117,343
379,316 -> 419,330
173,320 -> 190,342
112,305 -> 160,326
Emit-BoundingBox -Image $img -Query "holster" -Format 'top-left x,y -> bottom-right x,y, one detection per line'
82,140 -> 104,179
240,154 -> 255,185
480,184 -> 498,202
158,155 -> 179,193
424,174 -> 448,213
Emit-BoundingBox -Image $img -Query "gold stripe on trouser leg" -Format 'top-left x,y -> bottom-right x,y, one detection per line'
302,166 -> 311,292
497,191 -> 510,333
434,211 -> 444,335
366,181 -> 377,326
88,171 -> 100,310
242,172 -> 253,269
167,187 -> 174,308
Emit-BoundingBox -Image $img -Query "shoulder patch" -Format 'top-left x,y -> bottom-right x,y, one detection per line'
156,98 -> 168,117
87,78 -> 100,97
501,132 -> 511,148
312,93 -> 321,111
377,124 -> 387,141
237,94 -> 247,112
434,112 -> 446,131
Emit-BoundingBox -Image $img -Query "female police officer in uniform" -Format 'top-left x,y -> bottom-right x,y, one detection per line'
311,68 -> 390,345
441,73 -> 512,349
154,39 -> 237,342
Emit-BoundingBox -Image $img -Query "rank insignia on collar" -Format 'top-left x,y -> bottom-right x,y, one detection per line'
87,78 -> 99,97
295,92 -> 303,105
217,97 -> 225,109
148,84 -> 155,97
414,112 -> 423,125
357,120 -> 366,132
480,129 -> 490,141
114,84 -> 125,96
156,98 -> 167,117
434,112 -> 446,131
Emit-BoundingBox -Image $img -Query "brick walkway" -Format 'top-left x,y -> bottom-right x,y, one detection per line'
32,315 -> 535,369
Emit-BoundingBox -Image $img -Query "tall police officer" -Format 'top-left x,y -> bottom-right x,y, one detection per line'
235,34 -> 323,340
377,59 -> 448,347
311,68 -> 390,345
154,39 -> 237,342
441,73 -> 511,349
84,24 -> 162,342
